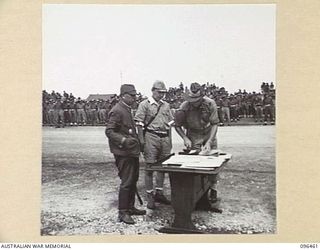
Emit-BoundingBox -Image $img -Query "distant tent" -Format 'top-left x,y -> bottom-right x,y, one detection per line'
86,94 -> 116,101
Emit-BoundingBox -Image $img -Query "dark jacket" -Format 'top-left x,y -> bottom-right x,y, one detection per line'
105,101 -> 140,157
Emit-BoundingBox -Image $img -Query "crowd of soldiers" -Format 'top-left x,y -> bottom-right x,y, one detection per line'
42,81 -> 275,128
42,90 -> 120,127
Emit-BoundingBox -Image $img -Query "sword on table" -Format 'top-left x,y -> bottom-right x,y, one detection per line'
152,153 -> 175,166
136,153 -> 175,205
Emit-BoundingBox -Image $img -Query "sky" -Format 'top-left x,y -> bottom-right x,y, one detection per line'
43,4 -> 275,99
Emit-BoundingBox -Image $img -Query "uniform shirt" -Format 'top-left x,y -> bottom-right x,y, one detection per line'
43,102 -> 48,111
48,103 -> 55,111
76,102 -> 85,109
90,102 -> 98,110
61,101 -> 68,110
221,98 -> 230,108
263,96 -> 274,106
84,103 -> 91,111
254,97 -> 263,106
105,101 -> 140,157
229,98 -> 238,107
215,98 -> 223,108
99,102 -> 106,109
176,96 -> 219,130
134,96 -> 174,132
69,102 -> 76,110
54,101 -> 63,110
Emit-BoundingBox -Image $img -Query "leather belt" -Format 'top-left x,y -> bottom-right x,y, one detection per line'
146,129 -> 169,138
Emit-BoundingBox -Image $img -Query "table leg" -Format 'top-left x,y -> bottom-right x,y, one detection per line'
158,172 -> 208,234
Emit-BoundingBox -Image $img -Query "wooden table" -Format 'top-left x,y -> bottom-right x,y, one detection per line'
148,154 -> 230,234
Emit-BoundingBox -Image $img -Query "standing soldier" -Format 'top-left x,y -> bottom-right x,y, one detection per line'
84,100 -> 91,125
216,97 -> 224,126
235,94 -> 242,120
229,95 -> 238,122
98,100 -> 107,124
48,99 -> 55,126
88,100 -> 94,125
105,84 -> 146,224
42,100 -> 49,125
76,98 -> 87,125
241,93 -> 250,118
174,82 -> 222,213
263,93 -> 275,125
134,81 -> 173,210
253,94 -> 264,123
69,99 -> 77,126
221,95 -> 230,126
63,99 -> 70,126
90,100 -> 99,125
54,98 -> 64,128
105,100 -> 111,122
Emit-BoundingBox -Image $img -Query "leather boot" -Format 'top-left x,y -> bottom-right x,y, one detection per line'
154,190 -> 171,205
128,187 -> 146,215
118,189 -> 130,211
118,210 -> 135,224
208,189 -> 222,213
129,207 -> 146,215
128,187 -> 135,211
146,192 -> 156,210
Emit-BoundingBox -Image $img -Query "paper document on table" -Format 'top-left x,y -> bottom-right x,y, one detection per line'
163,155 -> 230,168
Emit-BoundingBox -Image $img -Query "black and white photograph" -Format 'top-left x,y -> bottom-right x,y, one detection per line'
41,4 -> 276,235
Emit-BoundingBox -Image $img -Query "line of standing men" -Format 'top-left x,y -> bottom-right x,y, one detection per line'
105,81 -> 222,224
44,98 -> 114,127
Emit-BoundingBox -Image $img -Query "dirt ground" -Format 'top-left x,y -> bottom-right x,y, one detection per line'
41,125 -> 276,235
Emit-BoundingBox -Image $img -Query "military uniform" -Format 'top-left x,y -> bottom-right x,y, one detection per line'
69,100 -> 77,125
221,97 -> 230,125
54,99 -> 64,128
98,101 -> 107,124
216,98 -> 224,125
47,101 -> 55,126
263,94 -> 275,124
229,96 -> 238,122
76,100 -> 87,125
135,97 -> 173,162
89,101 -> 99,125
134,81 -> 173,209
105,84 -> 145,224
175,96 -> 219,150
253,95 -> 264,122
174,83 -> 222,213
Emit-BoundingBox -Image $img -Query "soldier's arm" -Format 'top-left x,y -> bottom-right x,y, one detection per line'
134,102 -> 147,145
204,124 -> 218,148
203,102 -> 219,151
208,101 -> 220,125
105,111 -> 126,148
167,104 -> 175,126
174,109 -> 192,149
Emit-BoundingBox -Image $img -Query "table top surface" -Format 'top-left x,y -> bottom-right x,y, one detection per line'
148,153 -> 231,174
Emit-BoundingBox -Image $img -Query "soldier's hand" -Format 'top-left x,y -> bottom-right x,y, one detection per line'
183,137 -> 192,149
202,142 -> 211,152
123,138 -> 139,149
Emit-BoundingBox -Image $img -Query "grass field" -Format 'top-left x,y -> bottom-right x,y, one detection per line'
41,125 -> 276,235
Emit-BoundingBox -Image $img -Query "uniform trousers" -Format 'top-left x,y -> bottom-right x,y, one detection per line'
264,105 -> 274,122
221,107 -> 230,123
255,106 -> 263,120
144,131 -> 171,192
114,155 -> 139,211
187,126 -> 219,192
77,109 -> 87,124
